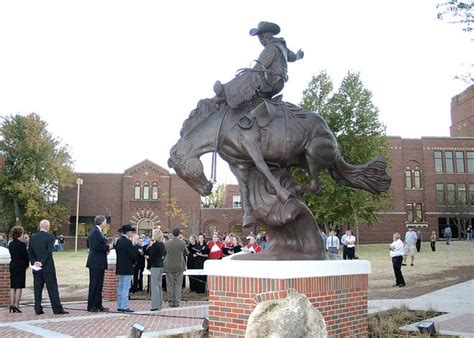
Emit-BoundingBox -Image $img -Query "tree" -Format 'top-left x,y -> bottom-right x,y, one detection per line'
295,70 -> 391,231
161,193 -> 189,230
0,113 -> 74,234
437,1 -> 473,33
201,183 -> 224,208
437,1 -> 474,83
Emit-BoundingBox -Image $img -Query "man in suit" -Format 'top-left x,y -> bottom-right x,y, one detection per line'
115,224 -> 137,312
164,228 -> 188,307
28,219 -> 68,315
86,215 -> 112,312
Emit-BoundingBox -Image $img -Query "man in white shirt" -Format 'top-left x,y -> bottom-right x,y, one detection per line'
326,230 -> 340,255
389,232 -> 405,287
403,226 -> 417,266
346,230 -> 356,260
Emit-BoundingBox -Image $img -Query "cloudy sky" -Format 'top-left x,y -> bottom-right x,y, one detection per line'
0,0 -> 472,184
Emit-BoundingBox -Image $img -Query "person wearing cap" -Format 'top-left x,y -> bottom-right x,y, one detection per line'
213,21 -> 304,108
115,224 -> 137,312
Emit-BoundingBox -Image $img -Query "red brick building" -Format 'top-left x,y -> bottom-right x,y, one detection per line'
59,85 -> 473,245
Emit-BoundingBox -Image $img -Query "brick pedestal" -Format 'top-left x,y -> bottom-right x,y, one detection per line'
0,247 -> 11,306
205,260 -> 371,337
103,249 -> 118,301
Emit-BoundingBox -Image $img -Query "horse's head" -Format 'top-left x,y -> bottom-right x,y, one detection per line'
168,139 -> 213,197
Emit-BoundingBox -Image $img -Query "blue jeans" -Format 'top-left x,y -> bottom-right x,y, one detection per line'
117,275 -> 132,310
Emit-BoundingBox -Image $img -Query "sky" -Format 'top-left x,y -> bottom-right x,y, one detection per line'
0,0 -> 472,184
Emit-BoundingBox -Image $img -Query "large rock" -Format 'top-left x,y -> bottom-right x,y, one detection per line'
246,292 -> 327,338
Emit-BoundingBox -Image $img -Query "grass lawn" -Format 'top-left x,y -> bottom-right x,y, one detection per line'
22,240 -> 474,302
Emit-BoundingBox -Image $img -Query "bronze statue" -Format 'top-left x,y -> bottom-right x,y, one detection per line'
213,21 -> 304,109
169,22 -> 391,260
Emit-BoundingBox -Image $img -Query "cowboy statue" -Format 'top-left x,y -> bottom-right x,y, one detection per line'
213,21 -> 304,108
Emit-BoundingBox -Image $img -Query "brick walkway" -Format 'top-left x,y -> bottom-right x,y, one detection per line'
0,300 -> 208,337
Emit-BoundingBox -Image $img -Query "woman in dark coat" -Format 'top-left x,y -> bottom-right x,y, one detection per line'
187,235 -> 198,292
148,229 -> 166,311
193,233 -> 209,294
8,226 -> 29,313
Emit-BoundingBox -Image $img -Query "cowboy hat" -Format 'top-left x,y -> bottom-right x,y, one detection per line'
119,224 -> 136,234
249,21 -> 280,36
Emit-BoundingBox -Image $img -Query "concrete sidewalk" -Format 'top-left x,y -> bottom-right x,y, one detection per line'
369,279 -> 474,336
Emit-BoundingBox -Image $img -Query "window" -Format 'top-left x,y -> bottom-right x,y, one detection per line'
414,203 -> 423,222
152,183 -> 159,200
405,203 -> 414,222
436,184 -> 445,205
447,183 -> 455,205
232,195 -> 241,208
470,184 -> 474,205
143,183 -> 150,200
405,169 -> 412,189
434,151 -> 443,173
458,184 -> 467,205
445,151 -> 454,173
467,152 -> 474,173
414,169 -> 421,189
134,183 -> 141,200
456,152 -> 465,173
406,203 -> 423,222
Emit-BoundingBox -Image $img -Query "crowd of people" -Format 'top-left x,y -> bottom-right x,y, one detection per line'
4,217 -> 469,314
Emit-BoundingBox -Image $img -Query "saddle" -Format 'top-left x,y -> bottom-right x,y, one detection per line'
238,96 -> 281,129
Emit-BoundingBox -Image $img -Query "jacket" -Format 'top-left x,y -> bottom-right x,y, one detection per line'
115,235 -> 136,275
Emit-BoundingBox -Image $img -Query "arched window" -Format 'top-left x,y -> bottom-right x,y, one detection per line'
134,182 -> 141,200
152,182 -> 159,200
405,169 -> 412,189
143,182 -> 150,200
414,169 -> 421,189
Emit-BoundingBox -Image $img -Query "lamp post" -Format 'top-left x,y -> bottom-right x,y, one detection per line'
75,177 -> 83,252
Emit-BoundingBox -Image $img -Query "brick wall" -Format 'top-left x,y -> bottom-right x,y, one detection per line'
207,274 -> 368,337
103,264 -> 118,301
0,263 -> 10,306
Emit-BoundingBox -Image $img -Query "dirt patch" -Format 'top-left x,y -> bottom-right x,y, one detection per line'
369,264 -> 474,300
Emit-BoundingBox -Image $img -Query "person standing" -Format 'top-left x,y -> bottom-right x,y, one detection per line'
8,226 -> 29,313
208,233 -> 224,260
246,235 -> 262,253
193,233 -> 209,294
58,235 -> 65,252
131,234 -> 145,293
148,229 -> 165,311
444,225 -> 452,245
28,220 -> 68,315
430,231 -> 437,252
86,215 -> 112,312
403,226 -> 417,266
416,230 -> 422,253
467,226 -> 472,241
164,228 -> 188,307
115,224 -> 137,312
346,230 -> 356,260
187,235 -> 198,292
326,230 -> 340,255
341,230 -> 349,260
389,232 -> 405,287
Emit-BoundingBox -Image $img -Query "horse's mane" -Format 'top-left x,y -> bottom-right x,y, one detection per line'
180,99 -> 219,137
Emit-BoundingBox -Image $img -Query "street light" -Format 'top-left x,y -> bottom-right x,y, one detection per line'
75,177 -> 83,252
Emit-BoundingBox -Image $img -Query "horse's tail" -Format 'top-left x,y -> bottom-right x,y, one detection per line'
328,155 -> 391,194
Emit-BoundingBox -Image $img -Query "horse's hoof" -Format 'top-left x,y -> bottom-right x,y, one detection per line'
243,215 -> 258,228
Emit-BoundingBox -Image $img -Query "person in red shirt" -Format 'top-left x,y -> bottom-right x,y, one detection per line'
207,233 -> 224,260
246,235 -> 262,253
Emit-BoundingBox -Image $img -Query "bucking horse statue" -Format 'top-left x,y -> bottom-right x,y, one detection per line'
168,21 -> 391,260
168,96 -> 391,260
